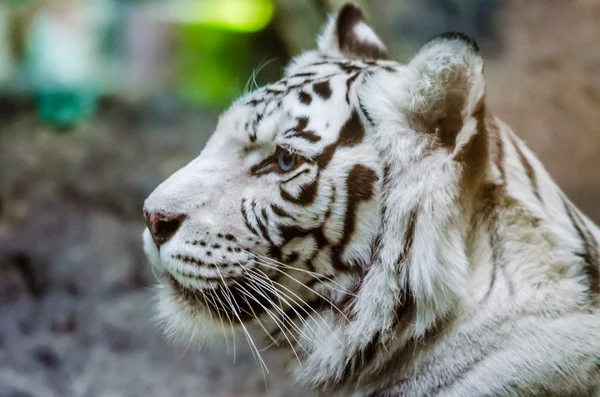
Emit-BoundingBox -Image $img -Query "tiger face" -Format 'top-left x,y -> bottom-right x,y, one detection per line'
143,56 -> 386,335
143,7 -> 394,342
144,3 -> 486,384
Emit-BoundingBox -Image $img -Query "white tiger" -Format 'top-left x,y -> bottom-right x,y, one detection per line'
142,4 -> 600,396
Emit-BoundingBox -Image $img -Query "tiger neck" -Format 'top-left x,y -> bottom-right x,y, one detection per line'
465,117 -> 600,313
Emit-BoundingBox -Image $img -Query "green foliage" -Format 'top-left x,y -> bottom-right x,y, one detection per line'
176,26 -> 253,109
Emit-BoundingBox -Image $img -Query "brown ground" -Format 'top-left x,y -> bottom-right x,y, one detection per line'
0,1 -> 598,396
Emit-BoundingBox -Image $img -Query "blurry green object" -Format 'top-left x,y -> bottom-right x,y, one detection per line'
36,89 -> 97,130
173,0 -> 274,108
177,26 -> 252,108
170,0 -> 274,33
25,1 -> 99,130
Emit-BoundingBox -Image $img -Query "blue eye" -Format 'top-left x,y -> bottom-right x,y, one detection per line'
277,148 -> 297,172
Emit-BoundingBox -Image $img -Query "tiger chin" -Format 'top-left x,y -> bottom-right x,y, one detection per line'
142,3 -> 600,396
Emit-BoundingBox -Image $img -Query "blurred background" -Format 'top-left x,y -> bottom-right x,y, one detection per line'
0,0 -> 598,396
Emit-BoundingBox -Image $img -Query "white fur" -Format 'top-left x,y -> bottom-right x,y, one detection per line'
353,22 -> 386,50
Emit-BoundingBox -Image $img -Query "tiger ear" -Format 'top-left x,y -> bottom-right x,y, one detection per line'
406,32 -> 486,153
317,3 -> 388,60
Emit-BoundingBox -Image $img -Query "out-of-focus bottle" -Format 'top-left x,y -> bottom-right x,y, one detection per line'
25,0 -> 99,130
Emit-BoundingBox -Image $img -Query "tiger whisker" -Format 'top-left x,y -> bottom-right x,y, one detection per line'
179,311 -> 198,358
250,256 -> 351,323
231,263 -> 281,348
259,339 -> 280,352
150,263 -> 166,284
196,287 -> 239,362
249,266 -> 341,344
243,57 -> 277,95
245,251 -> 340,285
215,268 -> 269,375
234,280 -> 298,346
246,251 -> 356,296
242,276 -> 314,345
205,288 -> 232,355
222,286 -> 269,375
234,280 -> 306,362
243,266 -> 320,342
245,267 -> 324,340
233,286 -> 281,348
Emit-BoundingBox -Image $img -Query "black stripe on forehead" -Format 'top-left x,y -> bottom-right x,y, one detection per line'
314,81 -> 332,100
317,110 -> 365,170
241,65 -> 372,144
298,90 -> 312,105
284,117 -> 321,143
243,56 -> 397,108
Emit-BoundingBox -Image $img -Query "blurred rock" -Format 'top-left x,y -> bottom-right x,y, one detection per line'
32,346 -> 60,369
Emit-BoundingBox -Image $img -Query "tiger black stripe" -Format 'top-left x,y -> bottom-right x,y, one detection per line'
298,90 -> 312,105
489,119 -> 506,182
342,331 -> 383,386
369,164 -> 391,266
508,132 -> 543,204
481,185 -> 514,301
241,199 -> 260,236
284,252 -> 300,264
330,164 -> 378,269
288,117 -> 321,143
345,73 -> 360,103
481,123 -> 515,301
392,206 -> 419,327
563,197 -> 600,296
282,169 -> 310,184
340,63 -> 362,74
270,203 -> 293,219
313,81 -> 332,100
253,202 -> 273,244
291,72 -> 317,78
275,184 -> 337,251
294,131 -> 321,143
358,95 -> 375,126
280,176 -> 319,206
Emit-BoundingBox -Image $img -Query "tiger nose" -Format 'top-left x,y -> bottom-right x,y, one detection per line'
143,210 -> 186,248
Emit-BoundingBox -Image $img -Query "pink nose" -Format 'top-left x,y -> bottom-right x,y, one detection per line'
144,210 -> 186,247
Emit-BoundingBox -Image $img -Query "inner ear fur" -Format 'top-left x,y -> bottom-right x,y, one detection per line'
407,32 -> 486,153
318,3 -> 388,60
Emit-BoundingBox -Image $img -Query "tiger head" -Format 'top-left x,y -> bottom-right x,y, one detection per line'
143,3 -> 487,389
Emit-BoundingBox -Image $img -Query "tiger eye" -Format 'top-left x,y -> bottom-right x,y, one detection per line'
277,148 -> 297,172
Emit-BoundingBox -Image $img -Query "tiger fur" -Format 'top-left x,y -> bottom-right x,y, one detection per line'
142,4 -> 600,396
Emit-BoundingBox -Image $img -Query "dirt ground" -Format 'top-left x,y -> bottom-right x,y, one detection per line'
0,1 -> 599,397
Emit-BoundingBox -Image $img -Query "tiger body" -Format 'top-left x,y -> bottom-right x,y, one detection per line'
142,4 -> 600,396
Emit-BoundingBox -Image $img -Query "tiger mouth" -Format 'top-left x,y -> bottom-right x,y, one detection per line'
166,274 -> 270,322
172,254 -> 249,271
